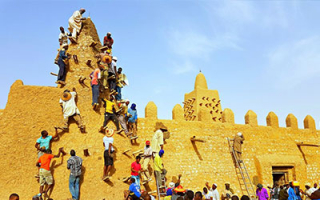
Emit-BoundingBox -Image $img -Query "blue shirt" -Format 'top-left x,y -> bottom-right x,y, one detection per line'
288,187 -> 298,200
129,183 -> 141,198
128,108 -> 137,123
36,135 -> 52,150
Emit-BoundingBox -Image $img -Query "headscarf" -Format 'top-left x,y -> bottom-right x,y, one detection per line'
166,188 -> 173,196
159,149 -> 164,157
131,103 -> 136,110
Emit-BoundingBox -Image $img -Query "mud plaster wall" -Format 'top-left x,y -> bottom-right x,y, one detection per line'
1,19 -> 320,200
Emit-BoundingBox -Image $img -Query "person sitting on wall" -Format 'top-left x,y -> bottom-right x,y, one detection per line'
68,8 -> 86,43
99,95 -> 122,134
34,148 -> 65,200
151,122 -> 168,157
256,184 -> 269,200
56,88 -> 85,133
231,132 -> 245,163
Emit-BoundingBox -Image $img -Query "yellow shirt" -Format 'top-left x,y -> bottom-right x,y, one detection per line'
104,99 -> 114,114
117,73 -> 125,87
154,154 -> 163,172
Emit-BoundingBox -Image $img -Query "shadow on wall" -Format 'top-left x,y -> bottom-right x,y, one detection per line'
79,165 -> 86,200
191,141 -> 203,160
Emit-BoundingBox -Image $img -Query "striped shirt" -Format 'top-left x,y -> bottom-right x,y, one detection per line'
67,156 -> 82,177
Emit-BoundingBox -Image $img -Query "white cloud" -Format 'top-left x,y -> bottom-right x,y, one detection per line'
267,36 -> 320,88
171,60 -> 197,75
169,30 -> 242,59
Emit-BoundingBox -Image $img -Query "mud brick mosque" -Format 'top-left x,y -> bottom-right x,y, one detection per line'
0,18 -> 319,199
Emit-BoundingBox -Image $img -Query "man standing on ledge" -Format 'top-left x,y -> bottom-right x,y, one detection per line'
68,8 -> 86,43
151,122 -> 168,157
233,132 -> 245,163
154,149 -> 167,191
67,149 -> 82,200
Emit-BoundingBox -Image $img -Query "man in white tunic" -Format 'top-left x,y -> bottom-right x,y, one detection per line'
57,87 -> 85,133
68,8 -> 86,42
151,122 -> 167,157
206,182 -> 220,200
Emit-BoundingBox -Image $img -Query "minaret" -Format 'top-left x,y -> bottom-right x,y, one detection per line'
183,72 -> 222,122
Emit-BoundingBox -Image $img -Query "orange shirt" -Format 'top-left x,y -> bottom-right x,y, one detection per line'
38,154 -> 54,171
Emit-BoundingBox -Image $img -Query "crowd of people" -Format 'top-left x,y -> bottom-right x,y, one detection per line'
9,7 -> 320,200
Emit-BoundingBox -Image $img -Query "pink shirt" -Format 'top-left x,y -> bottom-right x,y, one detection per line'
131,161 -> 141,176
91,68 -> 100,85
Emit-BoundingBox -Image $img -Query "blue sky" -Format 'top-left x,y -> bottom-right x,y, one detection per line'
1,0 -> 320,128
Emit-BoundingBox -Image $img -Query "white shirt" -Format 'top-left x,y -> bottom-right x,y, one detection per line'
144,146 -> 152,156
59,92 -> 80,118
103,136 -> 114,151
210,189 -> 220,200
306,188 -> 316,200
109,61 -> 116,73
203,192 -> 212,200
59,32 -> 69,45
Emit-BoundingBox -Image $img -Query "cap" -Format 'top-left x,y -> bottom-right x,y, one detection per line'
146,140 -> 150,145
112,56 -> 117,61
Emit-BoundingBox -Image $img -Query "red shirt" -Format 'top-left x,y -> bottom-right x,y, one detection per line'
131,161 -> 141,176
38,154 -> 54,171
103,36 -> 114,48
91,68 -> 100,85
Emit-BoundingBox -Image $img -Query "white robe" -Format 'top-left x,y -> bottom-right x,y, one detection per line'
68,10 -> 82,33
151,129 -> 164,154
